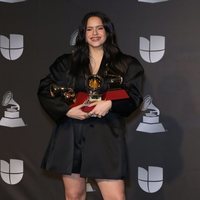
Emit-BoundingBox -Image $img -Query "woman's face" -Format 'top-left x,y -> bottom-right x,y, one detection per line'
85,16 -> 107,50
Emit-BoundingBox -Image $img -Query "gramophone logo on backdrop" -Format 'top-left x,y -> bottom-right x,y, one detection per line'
139,35 -> 165,63
0,159 -> 24,185
138,166 -> 163,193
0,91 -> 26,127
70,29 -> 78,46
136,95 -> 166,133
138,0 -> 168,3
0,34 -> 24,60
0,0 -> 26,3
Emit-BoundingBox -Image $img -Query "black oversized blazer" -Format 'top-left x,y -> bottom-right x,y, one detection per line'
38,53 -> 144,179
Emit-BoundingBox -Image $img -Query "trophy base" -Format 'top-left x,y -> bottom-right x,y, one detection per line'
0,117 -> 26,128
143,116 -> 159,123
89,96 -> 102,102
5,110 -> 19,118
136,122 -> 166,133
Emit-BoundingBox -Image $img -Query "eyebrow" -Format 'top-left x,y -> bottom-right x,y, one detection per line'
86,25 -> 104,28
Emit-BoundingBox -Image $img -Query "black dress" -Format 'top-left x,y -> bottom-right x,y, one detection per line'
38,53 -> 144,179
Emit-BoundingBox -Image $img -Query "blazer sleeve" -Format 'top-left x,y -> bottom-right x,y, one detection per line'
111,57 -> 144,117
37,54 -> 74,123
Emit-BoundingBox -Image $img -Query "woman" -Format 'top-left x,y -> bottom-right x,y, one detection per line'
38,11 -> 144,200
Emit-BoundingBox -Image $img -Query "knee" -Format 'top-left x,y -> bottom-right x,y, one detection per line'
112,194 -> 125,200
103,193 -> 125,200
65,189 -> 86,200
115,194 -> 126,200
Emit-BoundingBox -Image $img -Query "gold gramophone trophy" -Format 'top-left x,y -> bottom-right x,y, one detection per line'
50,83 -> 76,105
87,75 -> 103,103
72,74 -> 103,113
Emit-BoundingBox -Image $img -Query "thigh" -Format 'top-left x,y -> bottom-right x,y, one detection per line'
96,179 -> 125,200
62,174 -> 86,197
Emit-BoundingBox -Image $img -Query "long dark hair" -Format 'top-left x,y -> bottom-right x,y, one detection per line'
71,11 -> 126,76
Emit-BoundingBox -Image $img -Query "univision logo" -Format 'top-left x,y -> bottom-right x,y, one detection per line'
0,159 -> 24,185
0,0 -> 26,3
138,166 -> 163,193
139,35 -> 165,63
86,181 -> 95,192
138,0 -> 168,3
0,34 -> 24,60
86,182 -> 95,192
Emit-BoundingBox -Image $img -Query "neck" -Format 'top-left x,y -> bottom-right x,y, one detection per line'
88,48 -> 104,75
89,47 -> 104,59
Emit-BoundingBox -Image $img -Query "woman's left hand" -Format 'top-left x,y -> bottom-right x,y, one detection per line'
88,100 -> 112,118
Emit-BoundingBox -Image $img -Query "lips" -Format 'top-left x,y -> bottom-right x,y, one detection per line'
90,37 -> 101,41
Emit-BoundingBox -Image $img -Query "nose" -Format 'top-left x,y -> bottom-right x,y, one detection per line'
92,28 -> 98,35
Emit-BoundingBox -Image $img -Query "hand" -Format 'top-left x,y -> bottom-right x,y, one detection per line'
66,104 -> 89,120
88,100 -> 112,118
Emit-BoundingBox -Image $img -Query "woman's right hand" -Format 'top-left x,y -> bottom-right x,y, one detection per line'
66,104 -> 89,120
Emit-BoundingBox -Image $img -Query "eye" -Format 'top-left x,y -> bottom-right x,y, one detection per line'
97,26 -> 104,30
86,27 -> 92,31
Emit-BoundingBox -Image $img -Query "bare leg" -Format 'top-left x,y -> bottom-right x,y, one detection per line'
62,173 -> 86,200
96,179 -> 125,200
